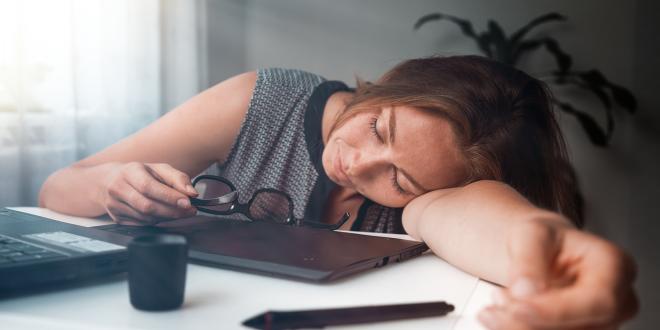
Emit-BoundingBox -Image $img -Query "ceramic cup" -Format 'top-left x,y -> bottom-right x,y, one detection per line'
127,234 -> 188,311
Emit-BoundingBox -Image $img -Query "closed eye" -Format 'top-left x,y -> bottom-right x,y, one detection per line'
369,116 -> 383,142
369,115 -> 410,196
391,169 -> 407,195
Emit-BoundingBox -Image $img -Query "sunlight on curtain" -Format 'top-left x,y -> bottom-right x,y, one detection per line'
0,0 -> 161,207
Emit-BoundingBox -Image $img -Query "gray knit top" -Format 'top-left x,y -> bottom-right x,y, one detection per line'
211,68 -> 404,233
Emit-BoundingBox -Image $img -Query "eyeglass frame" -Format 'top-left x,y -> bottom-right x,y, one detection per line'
188,175 -> 350,230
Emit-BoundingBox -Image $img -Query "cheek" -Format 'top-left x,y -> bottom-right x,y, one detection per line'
333,125 -> 361,143
334,115 -> 374,142
360,180 -> 413,208
321,140 -> 336,175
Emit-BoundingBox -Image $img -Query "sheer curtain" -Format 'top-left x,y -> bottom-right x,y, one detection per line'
0,0 -> 205,207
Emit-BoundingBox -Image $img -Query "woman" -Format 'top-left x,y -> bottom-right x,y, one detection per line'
39,55 -> 638,329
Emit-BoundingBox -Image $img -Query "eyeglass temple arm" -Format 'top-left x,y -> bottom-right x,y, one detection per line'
304,212 -> 351,230
189,191 -> 238,206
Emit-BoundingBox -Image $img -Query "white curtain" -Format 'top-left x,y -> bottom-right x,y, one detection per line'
0,0 -> 205,207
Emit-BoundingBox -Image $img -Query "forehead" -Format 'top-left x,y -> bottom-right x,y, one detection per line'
390,105 -> 466,190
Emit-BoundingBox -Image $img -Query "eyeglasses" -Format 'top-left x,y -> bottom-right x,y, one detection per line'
189,175 -> 350,230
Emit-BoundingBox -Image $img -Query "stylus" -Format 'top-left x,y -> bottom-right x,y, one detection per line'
242,301 -> 454,330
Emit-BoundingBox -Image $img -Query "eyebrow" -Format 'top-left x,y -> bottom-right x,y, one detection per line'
387,108 -> 429,194
388,107 -> 396,144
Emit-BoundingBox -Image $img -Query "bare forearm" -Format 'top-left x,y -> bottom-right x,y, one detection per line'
38,163 -> 120,217
402,180 -> 573,285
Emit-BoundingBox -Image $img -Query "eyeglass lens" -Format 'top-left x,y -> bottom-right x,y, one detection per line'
193,178 -> 293,223
248,191 -> 291,224
192,177 -> 234,212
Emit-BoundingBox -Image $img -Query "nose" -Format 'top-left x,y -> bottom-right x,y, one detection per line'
345,145 -> 389,179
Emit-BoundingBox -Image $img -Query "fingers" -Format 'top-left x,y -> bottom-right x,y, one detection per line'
125,163 -> 192,206
479,302 -> 619,330
106,199 -> 159,226
478,305 -> 534,330
146,163 -> 198,197
122,183 -> 196,221
493,230 -> 639,329
505,286 -> 614,327
508,272 -> 636,328
506,221 -> 563,297
106,165 -> 197,224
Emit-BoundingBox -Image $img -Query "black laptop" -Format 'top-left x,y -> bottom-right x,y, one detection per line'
1,208 -> 428,291
0,208 -> 130,293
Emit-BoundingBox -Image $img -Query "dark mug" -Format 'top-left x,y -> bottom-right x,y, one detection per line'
127,234 -> 188,311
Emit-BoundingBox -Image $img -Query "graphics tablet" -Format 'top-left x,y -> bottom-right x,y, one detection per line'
97,215 -> 428,283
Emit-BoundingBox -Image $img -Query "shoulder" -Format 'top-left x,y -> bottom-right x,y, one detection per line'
187,71 -> 257,118
218,69 -> 326,164
209,70 -> 257,105
255,68 -> 326,92
240,68 -> 328,126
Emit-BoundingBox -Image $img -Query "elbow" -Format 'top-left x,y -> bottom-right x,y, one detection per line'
38,167 -> 71,209
402,187 -> 459,241
402,182 -> 502,239
402,202 -> 423,240
38,171 -> 57,208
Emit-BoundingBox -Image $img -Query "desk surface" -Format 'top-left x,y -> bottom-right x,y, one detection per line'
0,207 -> 495,330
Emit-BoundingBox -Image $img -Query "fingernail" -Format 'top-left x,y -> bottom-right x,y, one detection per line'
186,185 -> 197,195
510,278 -> 538,298
492,289 -> 506,307
177,198 -> 191,208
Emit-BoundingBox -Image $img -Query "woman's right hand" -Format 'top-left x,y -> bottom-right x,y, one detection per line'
101,162 -> 199,226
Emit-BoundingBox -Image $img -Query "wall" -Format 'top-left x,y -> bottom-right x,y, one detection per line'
629,0 -> 660,328
204,1 -> 659,328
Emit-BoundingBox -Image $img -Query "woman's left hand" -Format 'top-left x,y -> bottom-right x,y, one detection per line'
478,221 -> 639,330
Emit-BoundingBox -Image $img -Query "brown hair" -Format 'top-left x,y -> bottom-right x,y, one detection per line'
334,55 -> 584,227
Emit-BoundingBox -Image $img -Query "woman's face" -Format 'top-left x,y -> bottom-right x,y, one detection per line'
322,105 -> 467,207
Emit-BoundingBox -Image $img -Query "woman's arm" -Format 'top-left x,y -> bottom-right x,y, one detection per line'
402,179 -> 571,285
39,71 -> 257,221
403,180 -> 638,329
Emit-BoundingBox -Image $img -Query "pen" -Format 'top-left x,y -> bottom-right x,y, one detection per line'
242,301 -> 454,330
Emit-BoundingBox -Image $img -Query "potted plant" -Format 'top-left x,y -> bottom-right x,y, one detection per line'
414,12 -> 637,146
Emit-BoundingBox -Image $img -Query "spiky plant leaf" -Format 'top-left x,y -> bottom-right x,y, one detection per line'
579,70 -> 637,113
487,20 -> 511,64
555,101 -> 608,146
609,84 -> 637,113
542,38 -> 572,73
510,13 -> 566,45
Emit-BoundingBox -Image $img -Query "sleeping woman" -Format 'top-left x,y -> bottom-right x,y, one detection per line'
39,55 -> 638,329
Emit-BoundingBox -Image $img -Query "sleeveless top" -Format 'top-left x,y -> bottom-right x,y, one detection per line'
209,68 -> 404,233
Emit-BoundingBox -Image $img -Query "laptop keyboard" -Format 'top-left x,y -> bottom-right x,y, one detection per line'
0,234 -> 66,266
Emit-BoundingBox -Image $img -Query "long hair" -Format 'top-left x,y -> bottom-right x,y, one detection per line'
332,55 -> 584,227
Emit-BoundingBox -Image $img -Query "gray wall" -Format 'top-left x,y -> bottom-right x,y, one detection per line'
630,0 -> 660,327
204,1 -> 659,328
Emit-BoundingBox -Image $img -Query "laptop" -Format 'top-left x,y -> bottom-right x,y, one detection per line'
96,214 -> 429,283
0,208 -> 130,293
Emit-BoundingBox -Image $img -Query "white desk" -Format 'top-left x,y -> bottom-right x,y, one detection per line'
0,207 -> 496,330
